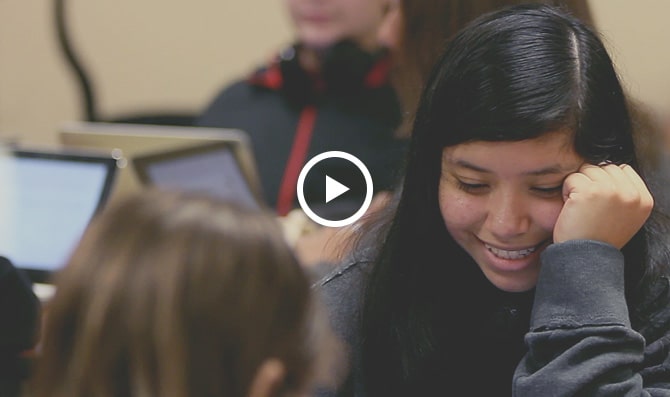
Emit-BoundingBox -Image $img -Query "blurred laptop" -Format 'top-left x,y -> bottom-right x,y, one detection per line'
0,144 -> 119,298
133,141 -> 263,209
59,122 -> 263,205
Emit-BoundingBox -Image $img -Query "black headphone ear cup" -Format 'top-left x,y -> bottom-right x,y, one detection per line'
276,41 -> 384,102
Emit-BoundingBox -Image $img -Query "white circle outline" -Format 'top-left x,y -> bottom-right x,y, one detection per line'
296,151 -> 373,228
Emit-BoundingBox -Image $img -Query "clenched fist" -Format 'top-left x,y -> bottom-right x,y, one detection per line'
553,163 -> 654,249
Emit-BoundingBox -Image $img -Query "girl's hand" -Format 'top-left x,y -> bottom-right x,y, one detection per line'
553,163 -> 654,249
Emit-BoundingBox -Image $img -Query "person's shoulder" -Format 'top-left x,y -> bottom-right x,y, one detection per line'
314,259 -> 371,289
206,63 -> 278,100
197,72 -> 269,127
312,258 -> 373,342
0,256 -> 40,330
313,259 -> 372,306
206,78 -> 256,105
313,246 -> 376,290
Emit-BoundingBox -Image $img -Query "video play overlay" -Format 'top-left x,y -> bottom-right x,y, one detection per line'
297,151 -> 373,227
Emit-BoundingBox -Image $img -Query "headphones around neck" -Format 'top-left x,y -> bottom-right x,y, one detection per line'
277,40 -> 389,102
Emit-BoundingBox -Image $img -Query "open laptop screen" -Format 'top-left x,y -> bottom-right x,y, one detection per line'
59,122 -> 263,204
0,147 -> 118,282
133,142 -> 260,210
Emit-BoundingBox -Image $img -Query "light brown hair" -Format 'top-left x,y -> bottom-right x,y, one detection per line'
31,189 -> 335,397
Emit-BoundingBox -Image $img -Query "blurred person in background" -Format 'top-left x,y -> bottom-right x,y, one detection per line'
197,0 -> 409,276
197,0 -> 407,218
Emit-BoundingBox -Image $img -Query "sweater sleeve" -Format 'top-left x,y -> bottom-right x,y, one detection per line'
513,240 -> 670,396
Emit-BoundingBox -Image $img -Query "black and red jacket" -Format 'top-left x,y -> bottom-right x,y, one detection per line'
196,41 -> 407,216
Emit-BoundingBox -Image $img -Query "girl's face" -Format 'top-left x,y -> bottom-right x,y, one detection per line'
438,131 -> 583,292
285,0 -> 390,51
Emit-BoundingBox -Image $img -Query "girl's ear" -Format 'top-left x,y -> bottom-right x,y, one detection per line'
247,359 -> 286,397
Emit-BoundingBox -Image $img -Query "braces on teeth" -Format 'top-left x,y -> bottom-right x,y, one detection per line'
485,244 -> 536,260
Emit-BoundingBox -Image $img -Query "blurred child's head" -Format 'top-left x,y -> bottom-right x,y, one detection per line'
33,189 -> 338,397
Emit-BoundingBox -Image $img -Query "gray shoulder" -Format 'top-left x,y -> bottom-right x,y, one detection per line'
312,260 -> 372,346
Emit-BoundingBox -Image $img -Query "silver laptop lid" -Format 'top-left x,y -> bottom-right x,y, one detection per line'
58,122 -> 263,204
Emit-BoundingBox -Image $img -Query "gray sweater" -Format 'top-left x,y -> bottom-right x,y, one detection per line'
314,240 -> 670,396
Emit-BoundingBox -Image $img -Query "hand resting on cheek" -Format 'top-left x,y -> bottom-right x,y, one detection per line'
553,163 -> 654,249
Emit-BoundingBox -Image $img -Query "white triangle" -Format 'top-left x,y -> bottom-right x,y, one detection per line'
325,175 -> 350,203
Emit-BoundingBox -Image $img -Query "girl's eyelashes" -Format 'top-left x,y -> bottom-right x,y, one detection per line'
531,185 -> 563,195
454,178 -> 563,196
456,179 -> 489,193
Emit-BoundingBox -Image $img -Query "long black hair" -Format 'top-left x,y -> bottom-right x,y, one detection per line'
359,4 -> 669,396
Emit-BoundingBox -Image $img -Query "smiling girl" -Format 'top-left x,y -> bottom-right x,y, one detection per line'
316,4 -> 670,396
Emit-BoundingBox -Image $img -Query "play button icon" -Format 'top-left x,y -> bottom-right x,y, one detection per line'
325,175 -> 349,203
297,151 -> 373,227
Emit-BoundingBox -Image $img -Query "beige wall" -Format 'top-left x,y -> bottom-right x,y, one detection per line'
1,1 -> 668,145
590,0 -> 670,119
0,0 -> 293,144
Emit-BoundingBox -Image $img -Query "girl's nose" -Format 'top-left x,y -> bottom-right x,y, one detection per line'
485,191 -> 531,241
